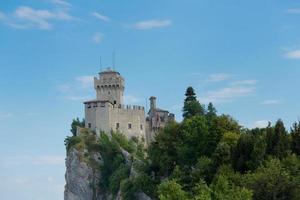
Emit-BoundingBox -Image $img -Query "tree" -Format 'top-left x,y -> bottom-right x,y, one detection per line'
70,118 -> 85,136
266,119 -> 289,158
158,179 -> 188,200
245,159 -> 296,200
206,102 -> 217,120
211,174 -> 252,200
291,122 -> 300,155
183,87 -> 204,119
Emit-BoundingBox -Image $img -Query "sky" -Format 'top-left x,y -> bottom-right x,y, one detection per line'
0,0 -> 300,199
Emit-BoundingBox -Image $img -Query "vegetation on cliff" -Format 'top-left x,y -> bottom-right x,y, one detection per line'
65,86 -> 300,200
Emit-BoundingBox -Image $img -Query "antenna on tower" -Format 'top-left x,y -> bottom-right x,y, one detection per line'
112,49 -> 116,71
100,56 -> 102,72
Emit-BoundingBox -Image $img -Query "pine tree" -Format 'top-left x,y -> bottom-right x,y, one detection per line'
206,102 -> 217,119
182,87 -> 204,119
266,119 -> 289,158
291,121 -> 300,155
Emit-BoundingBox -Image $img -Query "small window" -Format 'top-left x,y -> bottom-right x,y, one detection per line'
128,123 -> 132,129
88,123 -> 91,128
114,100 -> 117,105
116,123 -> 120,129
140,124 -> 143,130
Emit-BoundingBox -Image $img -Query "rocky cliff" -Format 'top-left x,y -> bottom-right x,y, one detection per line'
64,128 -> 152,200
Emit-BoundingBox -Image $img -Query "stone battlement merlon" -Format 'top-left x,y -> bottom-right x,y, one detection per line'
84,100 -> 144,111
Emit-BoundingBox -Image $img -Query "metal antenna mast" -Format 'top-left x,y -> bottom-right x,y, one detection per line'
112,50 -> 116,71
100,56 -> 102,72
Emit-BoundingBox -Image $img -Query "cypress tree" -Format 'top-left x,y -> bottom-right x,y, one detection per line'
182,87 -> 204,119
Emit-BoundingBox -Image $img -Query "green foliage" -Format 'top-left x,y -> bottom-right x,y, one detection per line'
111,132 -> 135,154
183,87 -> 204,119
232,132 -> 266,173
70,117 -> 85,136
244,158 -> 296,200
64,136 -> 82,151
109,163 -> 130,195
193,180 -> 212,200
266,119 -> 290,159
291,122 -> 300,155
211,174 -> 252,200
158,179 -> 188,200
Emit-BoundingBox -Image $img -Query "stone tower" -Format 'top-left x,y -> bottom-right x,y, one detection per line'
94,68 -> 125,105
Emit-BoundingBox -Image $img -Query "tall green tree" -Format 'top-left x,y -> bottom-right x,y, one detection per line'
182,87 -> 204,119
291,122 -> 300,155
158,179 -> 188,200
266,119 -> 289,158
206,102 -> 217,119
70,118 -> 85,136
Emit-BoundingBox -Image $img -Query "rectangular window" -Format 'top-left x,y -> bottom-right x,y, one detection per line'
128,123 -> 132,129
140,124 -> 143,130
88,123 -> 91,128
116,123 -> 120,129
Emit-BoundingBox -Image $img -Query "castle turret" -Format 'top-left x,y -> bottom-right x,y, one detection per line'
150,96 -> 157,110
94,68 -> 125,105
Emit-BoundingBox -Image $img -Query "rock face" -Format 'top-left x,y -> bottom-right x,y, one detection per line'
64,147 -> 152,200
64,148 -> 103,200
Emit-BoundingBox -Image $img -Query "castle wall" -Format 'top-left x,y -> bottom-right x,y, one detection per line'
85,101 -> 146,139
109,105 -> 146,139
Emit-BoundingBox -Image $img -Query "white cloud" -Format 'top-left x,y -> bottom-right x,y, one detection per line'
206,73 -> 232,82
284,50 -> 300,59
52,0 -> 71,7
1,155 -> 65,166
200,86 -> 256,104
92,32 -> 104,44
124,95 -> 141,105
65,96 -> 92,101
285,8 -> 300,14
92,12 -> 109,22
230,79 -> 257,86
0,11 -> 7,20
47,177 -> 54,183
253,120 -> 269,128
132,19 -> 172,30
261,99 -> 280,105
14,177 -> 30,185
0,113 -> 13,119
0,6 -> 76,30
57,83 -> 71,92
75,76 -> 94,88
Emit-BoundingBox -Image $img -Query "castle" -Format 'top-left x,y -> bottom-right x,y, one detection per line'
84,68 -> 175,144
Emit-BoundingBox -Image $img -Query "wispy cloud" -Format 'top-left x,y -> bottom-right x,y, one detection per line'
253,120 -> 269,128
51,0 -> 71,7
124,94 -> 141,104
206,73 -> 232,82
131,19 -> 172,30
0,6 -> 76,30
57,75 -> 95,101
0,113 -> 13,120
284,50 -> 300,59
92,12 -> 110,22
1,155 -> 65,166
92,32 -> 104,44
285,8 -> 300,14
230,79 -> 258,86
200,85 -> 256,104
261,99 -> 280,105
65,96 -> 92,101
75,76 -> 94,89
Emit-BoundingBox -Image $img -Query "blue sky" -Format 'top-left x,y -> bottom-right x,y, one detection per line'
1,0 -> 300,199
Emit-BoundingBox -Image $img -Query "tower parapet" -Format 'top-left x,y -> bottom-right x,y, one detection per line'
94,68 -> 125,105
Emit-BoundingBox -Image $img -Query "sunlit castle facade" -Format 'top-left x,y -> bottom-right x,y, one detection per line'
84,68 -> 175,144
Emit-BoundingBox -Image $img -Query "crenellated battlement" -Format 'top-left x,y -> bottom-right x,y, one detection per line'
84,100 -> 144,111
